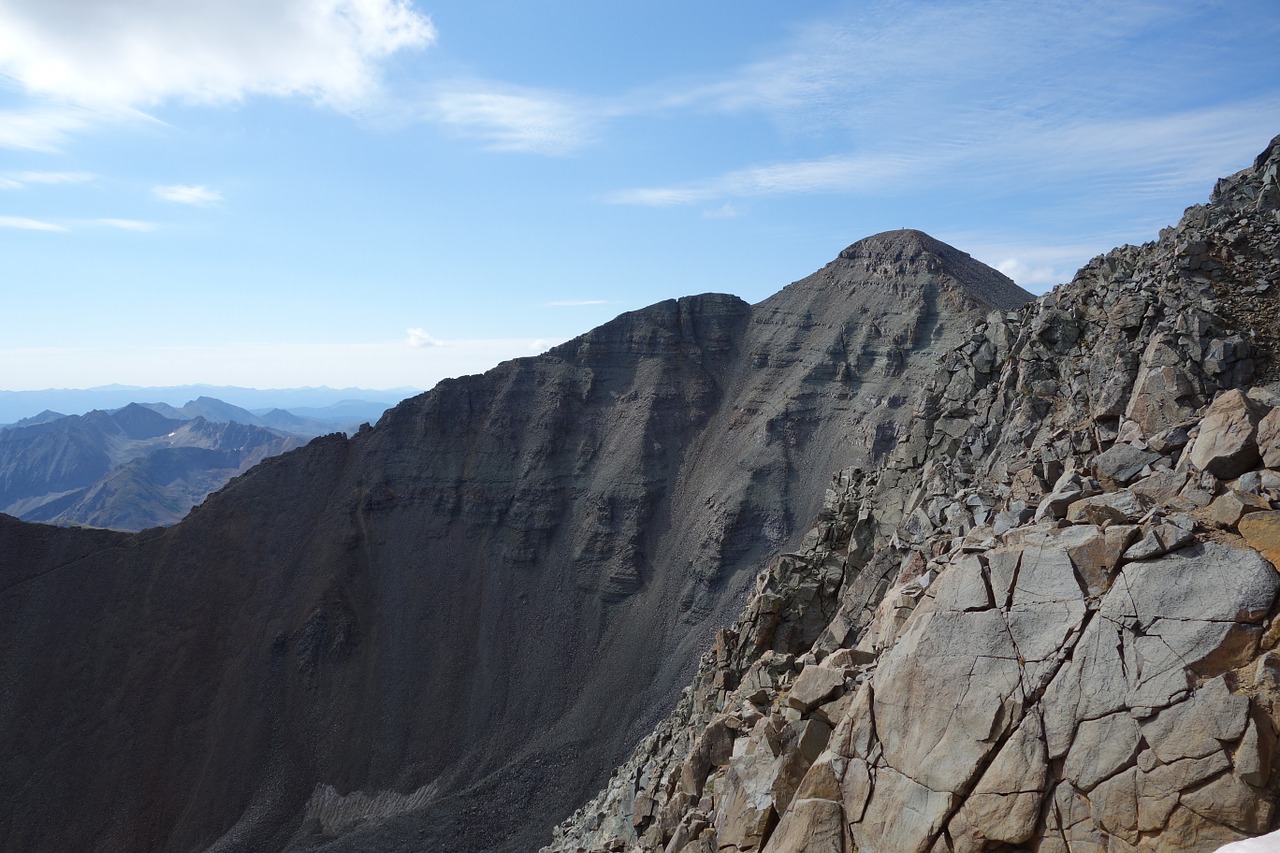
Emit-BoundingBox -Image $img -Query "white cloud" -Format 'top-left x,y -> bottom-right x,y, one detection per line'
993,257 -> 1065,291
405,327 -> 444,347
95,218 -> 157,232
528,339 -> 552,352
951,234 -> 1139,295
545,299 -> 611,307
701,203 -> 740,219
0,0 -> 435,110
0,215 -> 66,232
429,84 -> 593,155
0,106 -> 106,151
153,184 -> 222,205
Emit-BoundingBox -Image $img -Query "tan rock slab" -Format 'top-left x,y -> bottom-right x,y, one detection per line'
1239,510 -> 1280,570
1259,407 -> 1280,469
786,665 -> 845,712
760,797 -> 844,853
1180,771 -> 1276,835
851,763 -> 955,853
948,712 -> 1047,850
1205,490 -> 1272,529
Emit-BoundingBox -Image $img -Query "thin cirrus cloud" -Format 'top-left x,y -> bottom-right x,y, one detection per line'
0,170 -> 94,189
427,85 -> 595,156
600,1 -> 1277,212
0,106 -> 108,152
0,215 -> 66,232
605,152 -> 922,206
604,99 -> 1279,210
152,184 -> 223,206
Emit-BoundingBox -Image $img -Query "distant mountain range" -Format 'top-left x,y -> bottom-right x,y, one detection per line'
0,398 -> 343,531
0,384 -> 418,425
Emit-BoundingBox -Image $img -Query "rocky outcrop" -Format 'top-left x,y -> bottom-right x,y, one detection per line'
0,235 -> 1028,851
545,136 -> 1280,852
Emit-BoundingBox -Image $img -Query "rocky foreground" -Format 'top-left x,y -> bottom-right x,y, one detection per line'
545,137 -> 1280,852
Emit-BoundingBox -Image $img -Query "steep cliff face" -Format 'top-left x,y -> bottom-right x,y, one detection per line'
0,238 -> 1027,851
546,136 -> 1280,852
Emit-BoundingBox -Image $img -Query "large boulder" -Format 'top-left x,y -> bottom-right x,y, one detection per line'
1189,390 -> 1269,479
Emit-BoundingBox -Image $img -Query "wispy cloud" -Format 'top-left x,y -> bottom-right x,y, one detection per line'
428,84 -> 594,155
606,96 -> 1278,212
1,171 -> 94,188
0,215 -> 66,232
152,184 -> 222,205
607,152 -> 922,206
545,299 -> 612,307
405,328 -> 444,347
94,218 -> 157,232
596,0 -> 1276,218
0,107 -> 104,151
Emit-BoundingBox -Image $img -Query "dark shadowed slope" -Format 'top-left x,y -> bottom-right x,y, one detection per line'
0,233 -> 1030,853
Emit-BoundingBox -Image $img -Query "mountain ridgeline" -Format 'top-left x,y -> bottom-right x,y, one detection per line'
546,136 -> 1280,852
0,231 -> 1029,851
6,137 -> 1280,853
0,402 -> 306,530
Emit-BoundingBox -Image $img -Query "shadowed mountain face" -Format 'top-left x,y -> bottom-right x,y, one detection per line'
0,232 -> 1030,852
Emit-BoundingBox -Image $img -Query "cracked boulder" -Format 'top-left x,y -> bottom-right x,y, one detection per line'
1189,389 -> 1269,479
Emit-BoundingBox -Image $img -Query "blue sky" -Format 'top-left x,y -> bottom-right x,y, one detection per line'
1,0 -> 1277,392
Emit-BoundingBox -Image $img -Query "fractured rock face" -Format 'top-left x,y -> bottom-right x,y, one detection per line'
547,135 -> 1280,853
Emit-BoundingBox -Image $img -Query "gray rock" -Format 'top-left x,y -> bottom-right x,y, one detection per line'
1066,489 -> 1153,525
1138,676 -> 1249,763
1035,470 -> 1100,521
1061,711 -> 1142,791
1189,389 -> 1268,479
1123,513 -> 1196,560
1093,443 -> 1161,486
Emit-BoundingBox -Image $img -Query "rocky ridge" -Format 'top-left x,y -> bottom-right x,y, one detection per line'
0,231 -> 1028,850
545,137 -> 1280,852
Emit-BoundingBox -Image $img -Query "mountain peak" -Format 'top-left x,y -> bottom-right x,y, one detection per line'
838,227 -> 947,258
833,228 -> 1032,311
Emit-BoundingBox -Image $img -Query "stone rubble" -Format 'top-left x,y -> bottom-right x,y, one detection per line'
544,135 -> 1280,852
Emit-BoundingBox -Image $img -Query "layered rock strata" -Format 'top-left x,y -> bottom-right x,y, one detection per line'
0,234 -> 1027,850
545,137 -> 1280,852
